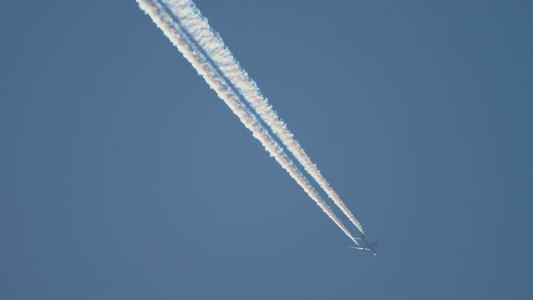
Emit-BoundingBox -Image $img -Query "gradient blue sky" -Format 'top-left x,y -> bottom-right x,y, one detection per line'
1,1 -> 532,299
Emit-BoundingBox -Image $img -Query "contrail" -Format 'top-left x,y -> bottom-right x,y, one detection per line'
160,0 -> 364,234
136,0 -> 359,244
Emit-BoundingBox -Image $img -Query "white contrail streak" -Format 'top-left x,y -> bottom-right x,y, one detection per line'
137,0 -> 359,244
160,0 -> 364,234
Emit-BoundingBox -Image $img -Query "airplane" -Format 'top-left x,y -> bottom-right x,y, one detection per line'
349,235 -> 384,255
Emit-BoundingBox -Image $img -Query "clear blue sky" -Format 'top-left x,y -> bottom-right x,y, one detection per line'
1,1 -> 532,299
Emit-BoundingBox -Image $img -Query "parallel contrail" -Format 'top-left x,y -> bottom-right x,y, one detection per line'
160,0 -> 364,234
137,0 -> 359,244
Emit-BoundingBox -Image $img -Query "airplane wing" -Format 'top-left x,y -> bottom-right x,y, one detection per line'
374,235 -> 385,245
349,246 -> 369,251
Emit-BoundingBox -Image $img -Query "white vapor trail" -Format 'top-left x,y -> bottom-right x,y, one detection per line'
160,0 -> 364,234
137,0 -> 359,244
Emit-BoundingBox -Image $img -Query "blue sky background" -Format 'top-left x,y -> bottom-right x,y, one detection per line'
1,1 -> 532,299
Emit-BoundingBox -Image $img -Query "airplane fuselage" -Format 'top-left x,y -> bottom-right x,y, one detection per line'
350,235 -> 383,255
360,237 -> 378,255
